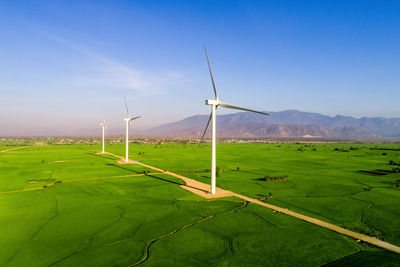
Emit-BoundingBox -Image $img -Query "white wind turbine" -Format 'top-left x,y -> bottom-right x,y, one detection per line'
100,120 -> 107,153
123,97 -> 140,163
201,47 -> 269,194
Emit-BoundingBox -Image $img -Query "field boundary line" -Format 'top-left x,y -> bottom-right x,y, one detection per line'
0,146 -> 32,153
0,182 -> 56,195
130,200 -> 248,266
63,172 -> 161,183
0,173 -> 161,195
101,152 -> 400,255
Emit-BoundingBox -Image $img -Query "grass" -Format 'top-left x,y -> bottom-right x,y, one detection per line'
115,143 -> 400,246
0,141 -> 400,266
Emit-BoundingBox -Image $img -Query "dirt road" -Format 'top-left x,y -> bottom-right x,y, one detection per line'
106,151 -> 400,254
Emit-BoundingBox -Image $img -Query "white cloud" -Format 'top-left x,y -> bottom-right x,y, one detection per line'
38,31 -> 184,94
75,57 -> 150,91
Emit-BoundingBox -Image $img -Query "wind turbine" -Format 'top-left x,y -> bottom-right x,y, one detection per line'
200,47 -> 269,194
123,97 -> 140,163
100,120 -> 107,153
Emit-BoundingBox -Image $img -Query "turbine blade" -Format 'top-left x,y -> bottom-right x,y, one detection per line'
219,102 -> 269,116
129,116 -> 141,121
204,46 -> 218,100
199,112 -> 212,144
124,97 -> 130,116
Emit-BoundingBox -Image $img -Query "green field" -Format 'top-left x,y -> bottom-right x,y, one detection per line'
1,141 -> 400,266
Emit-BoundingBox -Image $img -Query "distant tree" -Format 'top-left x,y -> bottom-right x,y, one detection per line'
236,166 -> 240,171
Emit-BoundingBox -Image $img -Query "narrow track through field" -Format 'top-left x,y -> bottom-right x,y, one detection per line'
101,151 -> 400,255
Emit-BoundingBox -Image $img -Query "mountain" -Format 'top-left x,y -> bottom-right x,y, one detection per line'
146,110 -> 400,139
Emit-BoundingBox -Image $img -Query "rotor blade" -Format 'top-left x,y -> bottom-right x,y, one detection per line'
204,46 -> 218,100
129,116 -> 141,121
199,112 -> 213,145
124,97 -> 130,116
219,102 -> 269,116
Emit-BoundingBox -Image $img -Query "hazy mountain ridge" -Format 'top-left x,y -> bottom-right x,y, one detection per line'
146,110 -> 400,139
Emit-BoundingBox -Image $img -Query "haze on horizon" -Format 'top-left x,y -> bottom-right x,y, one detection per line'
1,0 -> 400,136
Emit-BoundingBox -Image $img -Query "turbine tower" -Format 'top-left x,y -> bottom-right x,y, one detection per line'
123,97 -> 140,163
100,120 -> 107,153
201,47 -> 269,194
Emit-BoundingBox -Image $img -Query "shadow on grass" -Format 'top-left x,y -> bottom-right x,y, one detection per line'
358,169 -> 395,176
146,174 -> 184,186
322,250 -> 400,266
88,152 -> 118,161
105,163 -> 142,174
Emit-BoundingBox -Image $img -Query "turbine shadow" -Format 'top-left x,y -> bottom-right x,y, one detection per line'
89,152 -> 118,161
105,163 -> 142,174
146,175 -> 184,186
148,175 -> 210,193
183,184 -> 209,194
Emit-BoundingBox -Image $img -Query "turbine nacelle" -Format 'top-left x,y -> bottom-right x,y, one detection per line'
124,116 -> 140,122
205,99 -> 220,106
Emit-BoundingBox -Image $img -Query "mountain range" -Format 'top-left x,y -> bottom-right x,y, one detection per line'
145,110 -> 400,139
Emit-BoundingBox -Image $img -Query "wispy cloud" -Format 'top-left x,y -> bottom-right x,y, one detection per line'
38,31 -> 183,94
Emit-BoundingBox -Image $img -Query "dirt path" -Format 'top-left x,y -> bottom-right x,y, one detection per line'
0,146 -> 31,153
0,184 -> 56,195
0,173 -> 160,195
104,151 -> 400,254
3,150 -> 399,254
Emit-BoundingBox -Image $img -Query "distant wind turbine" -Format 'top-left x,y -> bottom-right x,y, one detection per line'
100,119 -> 107,153
200,47 -> 269,194
123,97 -> 140,163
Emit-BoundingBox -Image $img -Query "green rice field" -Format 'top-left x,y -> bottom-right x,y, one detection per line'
1,141 -> 400,266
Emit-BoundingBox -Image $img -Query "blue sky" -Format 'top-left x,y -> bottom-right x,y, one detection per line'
1,0 -> 400,135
